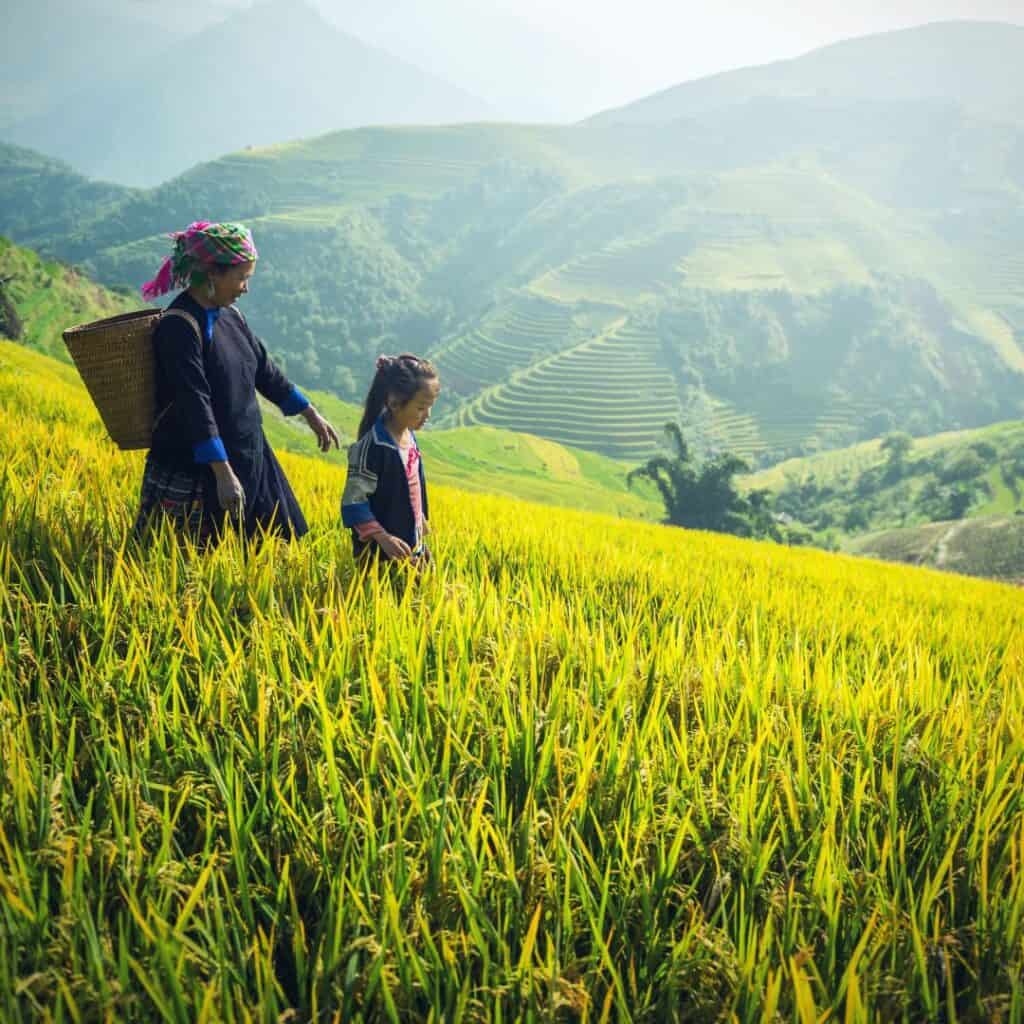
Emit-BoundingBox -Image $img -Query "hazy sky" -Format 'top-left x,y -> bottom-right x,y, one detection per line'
318,0 -> 1024,119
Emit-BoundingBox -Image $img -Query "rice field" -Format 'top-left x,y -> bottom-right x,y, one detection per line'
2,342 -> 1024,1021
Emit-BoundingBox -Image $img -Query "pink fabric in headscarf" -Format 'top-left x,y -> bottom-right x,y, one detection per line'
140,221 -> 257,301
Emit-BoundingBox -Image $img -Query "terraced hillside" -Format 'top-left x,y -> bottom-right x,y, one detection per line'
683,399 -> 767,462
456,316 -> 682,460
957,215 -> 1024,353
689,391 -> 886,462
439,155 -> 1024,460
430,293 -> 581,398
532,231 -> 696,304
5,25 -> 1024,463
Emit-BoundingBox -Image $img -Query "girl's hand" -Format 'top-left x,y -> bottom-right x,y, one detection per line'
301,405 -> 341,452
375,533 -> 412,560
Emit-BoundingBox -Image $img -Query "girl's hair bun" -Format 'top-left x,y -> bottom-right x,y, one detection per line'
357,350 -> 439,438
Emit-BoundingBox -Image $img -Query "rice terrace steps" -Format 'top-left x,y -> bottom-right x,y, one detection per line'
436,283 -> 880,464
431,293 -> 577,395
453,313 -> 683,461
693,393 -> 883,461
532,231 -> 696,304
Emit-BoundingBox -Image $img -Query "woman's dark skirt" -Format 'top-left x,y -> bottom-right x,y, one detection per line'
134,437 -> 307,546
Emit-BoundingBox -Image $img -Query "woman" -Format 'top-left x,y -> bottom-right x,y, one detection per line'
134,220 -> 338,544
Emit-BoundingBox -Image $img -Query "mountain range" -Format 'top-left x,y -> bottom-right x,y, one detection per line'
3,0 -> 493,186
2,20 -> 1023,463
1,0 -> 248,131
592,21 -> 1024,126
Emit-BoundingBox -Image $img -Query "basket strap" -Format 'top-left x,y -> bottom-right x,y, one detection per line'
152,308 -> 203,432
161,307 -> 202,338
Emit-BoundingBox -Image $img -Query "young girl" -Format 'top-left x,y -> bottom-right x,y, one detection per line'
342,353 -> 440,561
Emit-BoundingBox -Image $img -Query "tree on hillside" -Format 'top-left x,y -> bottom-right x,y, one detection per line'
940,451 -> 985,484
880,431 -> 913,482
0,277 -> 22,340
628,423 -> 770,538
947,486 -> 973,520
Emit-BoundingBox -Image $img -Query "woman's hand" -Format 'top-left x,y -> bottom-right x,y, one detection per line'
301,405 -> 340,452
375,532 -> 412,560
211,461 -> 245,517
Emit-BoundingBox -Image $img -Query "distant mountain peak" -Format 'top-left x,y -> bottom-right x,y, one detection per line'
4,0 -> 495,186
588,19 -> 1024,128
211,0 -> 338,35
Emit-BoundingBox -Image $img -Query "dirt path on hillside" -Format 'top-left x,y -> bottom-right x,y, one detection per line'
933,520 -> 970,570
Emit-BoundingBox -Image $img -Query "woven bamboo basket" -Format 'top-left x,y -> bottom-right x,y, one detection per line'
63,309 -> 161,450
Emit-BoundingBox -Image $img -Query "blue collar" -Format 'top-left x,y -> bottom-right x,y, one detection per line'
373,413 -> 417,451
373,413 -> 399,450
203,307 -> 222,342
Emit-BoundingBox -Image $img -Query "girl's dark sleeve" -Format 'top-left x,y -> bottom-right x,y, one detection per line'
153,315 -> 226,463
231,306 -> 309,415
342,431 -> 383,528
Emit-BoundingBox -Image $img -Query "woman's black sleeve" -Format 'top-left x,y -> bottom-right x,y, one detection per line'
231,307 -> 295,407
153,315 -> 220,447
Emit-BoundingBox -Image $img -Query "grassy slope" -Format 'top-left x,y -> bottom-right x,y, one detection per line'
740,420 -> 1024,579
0,235 -> 137,359
852,515 -> 1024,583
3,306 -> 1024,1018
745,420 -> 1024,490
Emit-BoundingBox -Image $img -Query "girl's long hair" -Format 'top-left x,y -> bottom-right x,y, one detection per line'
358,353 -> 439,439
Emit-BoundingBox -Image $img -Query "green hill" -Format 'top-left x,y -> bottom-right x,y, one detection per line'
3,22 -> 1024,462
741,419 -> 1024,559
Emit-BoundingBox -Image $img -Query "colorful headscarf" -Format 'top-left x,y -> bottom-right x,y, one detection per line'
140,221 -> 258,301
